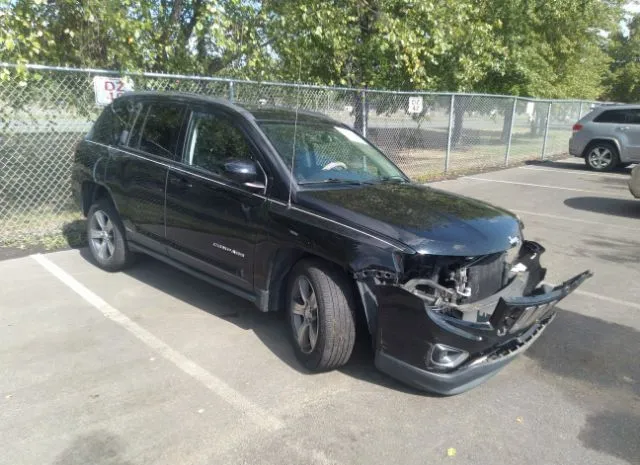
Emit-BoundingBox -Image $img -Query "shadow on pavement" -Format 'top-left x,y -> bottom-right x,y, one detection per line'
564,196 -> 640,219
578,410 -> 640,465
78,250 -> 422,396
52,431 -> 134,465
526,308 -> 639,397
527,309 -> 640,463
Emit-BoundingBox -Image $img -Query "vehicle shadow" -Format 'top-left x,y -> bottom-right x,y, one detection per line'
525,308 -> 640,464
525,308 -> 639,397
564,196 -> 640,219
80,250 -> 423,396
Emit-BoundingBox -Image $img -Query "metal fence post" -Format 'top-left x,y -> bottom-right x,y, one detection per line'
445,94 -> 455,174
228,80 -> 234,102
504,97 -> 517,167
578,101 -> 584,119
361,89 -> 367,138
541,102 -> 552,160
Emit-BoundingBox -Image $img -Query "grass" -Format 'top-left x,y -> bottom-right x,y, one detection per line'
0,209 -> 86,252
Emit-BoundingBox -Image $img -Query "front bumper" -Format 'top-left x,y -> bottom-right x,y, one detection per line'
376,312 -> 555,396
372,241 -> 592,395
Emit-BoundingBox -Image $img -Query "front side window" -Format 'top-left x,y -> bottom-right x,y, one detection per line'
186,112 -> 254,176
258,122 -> 407,185
132,102 -> 186,159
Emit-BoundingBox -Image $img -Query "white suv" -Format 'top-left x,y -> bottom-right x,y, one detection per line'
569,104 -> 640,171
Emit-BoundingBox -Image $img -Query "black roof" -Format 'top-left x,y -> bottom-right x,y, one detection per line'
118,90 -> 339,125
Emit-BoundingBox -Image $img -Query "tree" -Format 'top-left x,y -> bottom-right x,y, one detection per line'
604,13 -> 640,102
0,0 -> 271,76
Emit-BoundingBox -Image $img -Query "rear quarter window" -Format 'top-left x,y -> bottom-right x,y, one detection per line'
90,99 -> 138,146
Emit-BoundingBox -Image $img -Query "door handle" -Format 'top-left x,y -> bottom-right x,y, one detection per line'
618,126 -> 630,131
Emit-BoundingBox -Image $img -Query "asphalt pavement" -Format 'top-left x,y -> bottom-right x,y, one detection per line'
1,157 -> 638,465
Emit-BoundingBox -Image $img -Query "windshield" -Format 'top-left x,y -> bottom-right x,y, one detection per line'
258,122 -> 408,184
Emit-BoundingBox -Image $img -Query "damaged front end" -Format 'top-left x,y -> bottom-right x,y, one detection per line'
357,240 -> 592,395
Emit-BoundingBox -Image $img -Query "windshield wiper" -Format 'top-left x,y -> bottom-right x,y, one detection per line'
377,176 -> 408,183
299,178 -> 364,186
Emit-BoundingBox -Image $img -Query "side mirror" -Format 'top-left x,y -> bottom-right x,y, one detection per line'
223,159 -> 265,190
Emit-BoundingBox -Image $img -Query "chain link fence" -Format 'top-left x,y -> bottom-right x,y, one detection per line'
0,63 -> 609,243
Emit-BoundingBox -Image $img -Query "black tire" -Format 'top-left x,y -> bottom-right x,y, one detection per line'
286,259 -> 356,372
86,198 -> 134,272
584,142 -> 619,171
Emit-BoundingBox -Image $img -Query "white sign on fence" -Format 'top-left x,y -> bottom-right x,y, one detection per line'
93,76 -> 134,106
407,96 -> 423,114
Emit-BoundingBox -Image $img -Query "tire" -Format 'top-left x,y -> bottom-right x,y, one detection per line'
286,259 -> 356,372
86,198 -> 134,272
584,142 -> 619,171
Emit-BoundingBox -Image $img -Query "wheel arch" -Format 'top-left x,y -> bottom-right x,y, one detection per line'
582,138 -> 621,158
81,181 -> 118,216
263,244 -> 391,341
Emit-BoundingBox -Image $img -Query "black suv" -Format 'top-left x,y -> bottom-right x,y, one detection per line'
72,91 -> 591,395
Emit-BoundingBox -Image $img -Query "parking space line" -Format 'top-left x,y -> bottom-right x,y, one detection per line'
545,279 -> 640,311
31,253 -> 284,431
463,177 -> 621,195
574,289 -> 640,311
510,209 -> 640,232
519,166 -> 630,178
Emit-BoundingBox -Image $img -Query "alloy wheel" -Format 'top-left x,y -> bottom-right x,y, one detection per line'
588,147 -> 613,169
89,210 -> 115,261
290,276 -> 320,354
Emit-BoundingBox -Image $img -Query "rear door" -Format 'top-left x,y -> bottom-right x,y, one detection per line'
164,106 -> 268,290
592,109 -> 640,161
106,98 -> 187,251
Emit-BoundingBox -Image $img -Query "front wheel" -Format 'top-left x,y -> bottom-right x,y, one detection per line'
87,198 -> 134,272
287,259 -> 356,371
585,142 -> 619,171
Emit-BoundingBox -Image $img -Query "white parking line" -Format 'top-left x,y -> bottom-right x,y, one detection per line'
31,253 -> 284,431
574,289 -> 640,311
463,177 -> 620,195
519,166 -> 629,178
509,209 -> 640,232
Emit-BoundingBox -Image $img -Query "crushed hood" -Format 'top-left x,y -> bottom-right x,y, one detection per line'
296,183 -> 522,256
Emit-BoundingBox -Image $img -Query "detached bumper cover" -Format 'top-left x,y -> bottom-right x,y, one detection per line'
373,241 -> 592,395
376,312 -> 555,396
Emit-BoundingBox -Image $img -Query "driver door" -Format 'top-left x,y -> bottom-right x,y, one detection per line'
164,106 -> 267,291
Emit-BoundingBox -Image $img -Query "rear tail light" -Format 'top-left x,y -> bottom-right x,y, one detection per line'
572,123 -> 583,132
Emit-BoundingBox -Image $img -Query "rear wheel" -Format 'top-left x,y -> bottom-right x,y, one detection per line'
87,198 -> 134,271
585,142 -> 619,171
287,259 -> 356,371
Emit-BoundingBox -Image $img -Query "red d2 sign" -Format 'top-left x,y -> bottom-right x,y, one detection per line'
93,76 -> 133,106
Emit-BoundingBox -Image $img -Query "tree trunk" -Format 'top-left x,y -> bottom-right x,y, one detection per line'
353,91 -> 368,136
452,95 -> 471,148
501,100 -> 515,143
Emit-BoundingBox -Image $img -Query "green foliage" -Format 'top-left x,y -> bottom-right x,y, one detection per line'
476,0 -> 623,99
0,0 -> 628,99
604,14 -> 640,102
